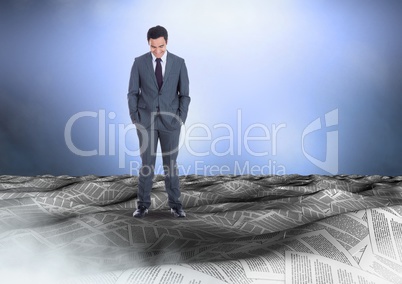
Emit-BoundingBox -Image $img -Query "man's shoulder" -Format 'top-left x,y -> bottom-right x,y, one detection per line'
134,52 -> 151,62
132,52 -> 185,63
167,52 -> 185,63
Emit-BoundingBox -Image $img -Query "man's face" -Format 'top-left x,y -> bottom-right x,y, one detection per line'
149,37 -> 167,58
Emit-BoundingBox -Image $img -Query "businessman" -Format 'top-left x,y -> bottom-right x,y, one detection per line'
127,25 -> 190,218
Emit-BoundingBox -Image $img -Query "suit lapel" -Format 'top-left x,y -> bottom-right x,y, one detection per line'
162,52 -> 174,90
146,52 -> 158,89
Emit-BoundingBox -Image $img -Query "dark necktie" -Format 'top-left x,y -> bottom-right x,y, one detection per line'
155,58 -> 163,90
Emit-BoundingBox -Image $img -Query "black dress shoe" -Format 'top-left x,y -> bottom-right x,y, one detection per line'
171,207 -> 186,218
133,206 -> 148,218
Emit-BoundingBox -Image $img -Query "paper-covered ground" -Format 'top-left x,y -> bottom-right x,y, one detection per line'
1,174 -> 402,284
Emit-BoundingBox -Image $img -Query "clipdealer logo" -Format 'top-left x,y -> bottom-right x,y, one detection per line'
302,109 -> 339,175
64,109 -> 339,175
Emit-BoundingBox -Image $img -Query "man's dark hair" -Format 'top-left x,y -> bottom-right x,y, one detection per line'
147,25 -> 168,42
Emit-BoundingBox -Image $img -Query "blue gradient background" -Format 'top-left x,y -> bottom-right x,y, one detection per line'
1,0 -> 401,176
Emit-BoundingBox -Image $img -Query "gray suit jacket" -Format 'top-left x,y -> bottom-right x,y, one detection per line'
127,51 -> 190,130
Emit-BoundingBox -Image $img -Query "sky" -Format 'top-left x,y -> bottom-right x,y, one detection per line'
1,0 -> 402,176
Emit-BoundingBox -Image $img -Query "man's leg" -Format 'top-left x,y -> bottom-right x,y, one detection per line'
159,127 -> 183,212
136,126 -> 158,209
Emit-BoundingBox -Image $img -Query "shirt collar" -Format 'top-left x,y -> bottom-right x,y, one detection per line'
151,50 -> 168,62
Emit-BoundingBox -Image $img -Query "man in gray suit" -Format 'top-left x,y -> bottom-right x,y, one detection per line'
127,25 -> 190,218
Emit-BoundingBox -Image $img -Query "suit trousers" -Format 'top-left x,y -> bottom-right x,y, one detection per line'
136,115 -> 182,209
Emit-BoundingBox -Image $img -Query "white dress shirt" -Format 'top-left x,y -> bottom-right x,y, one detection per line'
151,51 -> 167,77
